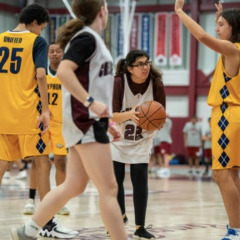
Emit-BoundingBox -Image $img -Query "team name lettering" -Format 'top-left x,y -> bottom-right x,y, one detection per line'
99,61 -> 113,77
47,84 -> 61,90
4,37 -> 22,43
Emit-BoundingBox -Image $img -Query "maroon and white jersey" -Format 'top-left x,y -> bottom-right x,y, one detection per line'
111,74 -> 156,164
62,26 -> 114,147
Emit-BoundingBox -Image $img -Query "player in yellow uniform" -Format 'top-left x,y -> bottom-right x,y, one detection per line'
0,3 -> 51,191
24,42 -> 70,216
0,4 -> 76,239
175,0 -> 240,239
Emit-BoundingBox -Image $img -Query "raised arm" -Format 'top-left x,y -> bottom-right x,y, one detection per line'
174,0 -> 237,57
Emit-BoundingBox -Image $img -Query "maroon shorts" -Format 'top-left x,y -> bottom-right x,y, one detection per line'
203,148 -> 212,158
154,142 -> 171,155
187,147 -> 200,158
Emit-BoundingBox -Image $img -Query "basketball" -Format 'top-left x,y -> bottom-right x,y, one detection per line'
137,101 -> 166,131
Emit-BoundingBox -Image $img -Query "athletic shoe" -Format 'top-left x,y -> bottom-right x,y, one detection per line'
11,226 -> 37,240
156,168 -> 170,178
16,170 -> 27,180
221,225 -> 240,240
58,206 -> 70,215
23,199 -> 35,215
39,217 -> 79,239
133,225 -> 155,239
3,171 -> 10,179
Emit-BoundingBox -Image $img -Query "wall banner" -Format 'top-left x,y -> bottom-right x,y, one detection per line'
130,15 -> 140,51
170,13 -> 182,66
141,14 -> 151,56
154,13 -> 167,66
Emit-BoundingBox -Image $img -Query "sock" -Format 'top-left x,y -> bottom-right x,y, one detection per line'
25,219 -> 41,237
29,189 -> 36,200
46,217 -> 53,226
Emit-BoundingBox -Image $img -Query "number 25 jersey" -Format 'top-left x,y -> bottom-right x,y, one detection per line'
0,31 -> 44,134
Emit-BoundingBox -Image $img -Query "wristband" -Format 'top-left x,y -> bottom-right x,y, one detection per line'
109,121 -> 116,127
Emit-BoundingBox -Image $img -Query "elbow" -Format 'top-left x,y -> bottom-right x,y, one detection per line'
197,32 -> 208,43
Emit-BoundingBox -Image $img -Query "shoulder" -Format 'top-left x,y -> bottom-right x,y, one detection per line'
34,36 -> 47,49
71,32 -> 96,47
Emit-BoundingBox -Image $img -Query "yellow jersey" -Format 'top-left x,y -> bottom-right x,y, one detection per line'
47,67 -> 63,124
0,30 -> 45,134
207,43 -> 240,107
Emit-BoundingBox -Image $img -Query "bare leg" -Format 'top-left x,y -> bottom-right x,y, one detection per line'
32,147 -> 89,226
54,155 -> 66,185
163,154 -> 170,168
213,169 -> 240,228
34,155 -> 51,200
30,160 -> 37,189
76,143 -> 127,240
0,160 -> 9,185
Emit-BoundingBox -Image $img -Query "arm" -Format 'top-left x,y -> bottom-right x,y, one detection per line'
57,60 -> 109,117
174,0 -> 237,57
215,1 -> 223,24
112,106 -> 139,125
36,67 -> 51,133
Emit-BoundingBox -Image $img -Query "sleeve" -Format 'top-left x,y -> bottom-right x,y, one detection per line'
33,36 -> 48,72
63,33 -> 96,66
183,123 -> 188,133
153,81 -> 166,109
112,76 -> 124,113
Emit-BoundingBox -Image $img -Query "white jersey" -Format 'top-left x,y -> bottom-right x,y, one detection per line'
111,74 -> 156,164
62,26 -> 114,147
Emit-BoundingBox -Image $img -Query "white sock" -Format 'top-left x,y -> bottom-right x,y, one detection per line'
25,219 -> 41,237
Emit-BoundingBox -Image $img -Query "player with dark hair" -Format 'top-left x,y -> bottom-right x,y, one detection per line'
111,49 -> 165,239
175,0 -> 240,239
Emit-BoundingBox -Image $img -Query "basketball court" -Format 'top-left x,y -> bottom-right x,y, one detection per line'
0,165 -> 228,239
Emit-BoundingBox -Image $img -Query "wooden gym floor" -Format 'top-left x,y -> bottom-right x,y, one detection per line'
0,165 -> 229,240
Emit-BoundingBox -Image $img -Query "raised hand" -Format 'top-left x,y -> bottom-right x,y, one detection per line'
175,0 -> 184,12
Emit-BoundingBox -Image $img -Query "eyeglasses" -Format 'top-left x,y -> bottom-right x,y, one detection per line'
131,61 -> 152,69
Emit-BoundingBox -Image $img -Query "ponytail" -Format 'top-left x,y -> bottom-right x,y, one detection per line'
57,19 -> 84,50
115,59 -> 127,77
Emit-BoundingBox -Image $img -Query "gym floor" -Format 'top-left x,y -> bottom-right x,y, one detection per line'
0,165 -> 228,239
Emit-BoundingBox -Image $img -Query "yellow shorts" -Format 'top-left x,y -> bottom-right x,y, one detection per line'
49,122 -> 67,156
211,104 -> 240,169
0,132 -> 51,161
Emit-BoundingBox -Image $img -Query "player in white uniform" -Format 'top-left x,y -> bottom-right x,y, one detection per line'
11,1 -> 129,240
111,49 -> 165,239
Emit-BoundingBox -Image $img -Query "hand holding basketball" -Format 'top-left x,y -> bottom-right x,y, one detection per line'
136,101 -> 166,131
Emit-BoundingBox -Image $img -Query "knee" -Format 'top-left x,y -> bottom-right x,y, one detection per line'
101,180 -> 118,198
213,170 -> 226,184
63,180 -> 88,198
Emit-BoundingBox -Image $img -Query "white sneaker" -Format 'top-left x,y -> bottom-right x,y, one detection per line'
221,225 -> 240,240
16,170 -> 27,180
39,217 -> 79,239
156,168 -> 170,178
3,171 -> 10,179
58,206 -> 70,215
23,199 -> 35,215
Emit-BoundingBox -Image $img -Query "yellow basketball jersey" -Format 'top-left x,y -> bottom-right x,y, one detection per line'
0,31 -> 41,134
207,43 -> 240,107
47,70 -> 63,123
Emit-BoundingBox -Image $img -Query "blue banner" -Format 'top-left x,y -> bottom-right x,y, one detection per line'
141,14 -> 151,56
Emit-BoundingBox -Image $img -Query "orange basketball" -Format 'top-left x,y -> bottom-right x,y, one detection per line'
137,101 -> 166,131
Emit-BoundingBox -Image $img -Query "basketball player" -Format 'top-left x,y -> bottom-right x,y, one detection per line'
111,49 -> 165,239
154,115 -> 173,178
1,4 -> 78,239
11,1 -> 129,240
24,42 -> 70,216
183,116 -> 202,174
175,0 -> 240,239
